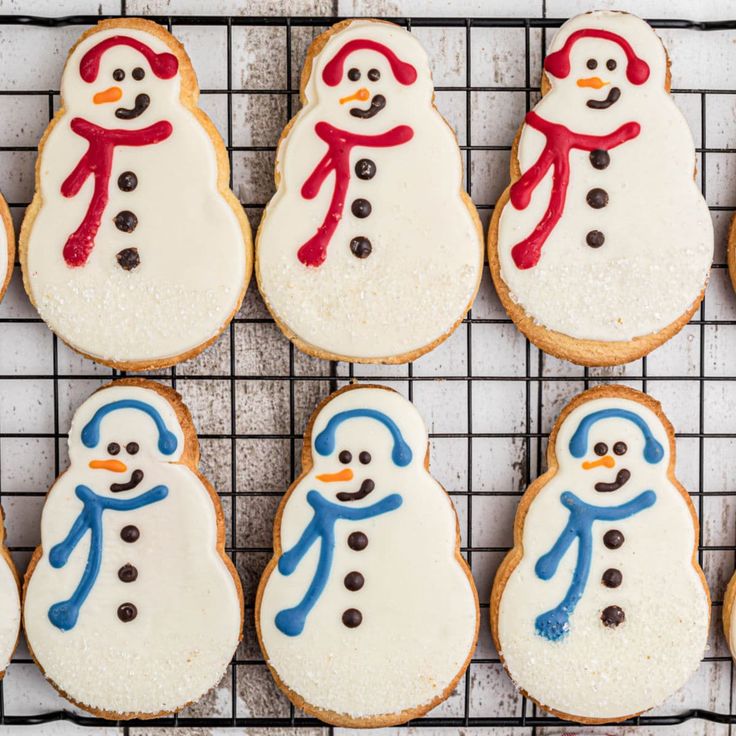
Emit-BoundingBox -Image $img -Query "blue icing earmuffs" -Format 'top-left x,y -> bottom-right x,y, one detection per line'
313,408 -> 413,467
80,398 -> 179,456
568,407 -> 664,464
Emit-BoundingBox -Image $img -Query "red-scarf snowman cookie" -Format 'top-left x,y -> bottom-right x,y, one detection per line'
23,379 -> 243,718
257,385 -> 479,727
492,386 -> 709,723
21,19 -> 252,370
489,11 -> 713,366
257,19 -> 483,363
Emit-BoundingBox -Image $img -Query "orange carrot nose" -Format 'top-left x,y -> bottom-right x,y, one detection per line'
316,468 -> 354,482
89,459 -> 127,472
577,76 -> 608,89
582,456 -> 615,470
339,87 -> 370,105
93,86 -> 123,104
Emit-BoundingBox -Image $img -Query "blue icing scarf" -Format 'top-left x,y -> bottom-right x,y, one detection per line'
47,484 -> 168,631
275,490 -> 403,636
534,489 -> 656,641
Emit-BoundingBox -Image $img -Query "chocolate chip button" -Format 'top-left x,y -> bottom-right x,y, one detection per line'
121,525 -> 140,543
601,605 -> 625,628
116,247 -> 140,271
114,210 -> 138,233
118,564 -> 138,583
601,568 -> 622,588
586,188 -> 609,209
603,529 -> 624,549
355,159 -> 376,180
118,171 -> 138,192
589,149 -> 610,170
348,531 -> 368,550
351,199 -> 372,218
342,608 -> 362,628
586,230 -> 605,248
350,237 -> 372,259
344,571 -> 365,591
117,602 -> 137,622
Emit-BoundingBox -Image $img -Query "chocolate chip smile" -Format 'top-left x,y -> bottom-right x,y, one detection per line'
116,93 -> 151,120
594,468 -> 631,493
337,479 -> 375,502
587,86 -> 621,110
350,94 -> 386,119
110,469 -> 144,493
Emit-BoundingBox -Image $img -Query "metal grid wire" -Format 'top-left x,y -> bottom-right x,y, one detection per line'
0,7 -> 735,732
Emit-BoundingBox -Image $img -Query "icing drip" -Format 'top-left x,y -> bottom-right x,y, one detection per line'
297,122 -> 413,268
61,118 -> 173,267
509,111 -> 640,270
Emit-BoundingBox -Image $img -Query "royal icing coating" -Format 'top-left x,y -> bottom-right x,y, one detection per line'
257,20 -> 483,361
496,11 -> 712,342
23,382 -> 242,716
23,22 -> 250,367
495,392 -> 708,721
258,386 -> 478,722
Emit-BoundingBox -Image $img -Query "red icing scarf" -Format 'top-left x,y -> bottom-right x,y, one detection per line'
509,111 -> 640,270
61,117 -> 173,267
297,121 -> 414,268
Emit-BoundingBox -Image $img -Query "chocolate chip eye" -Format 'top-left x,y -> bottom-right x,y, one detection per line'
586,58 -> 598,70
107,442 -> 121,455
359,451 -> 371,465
132,67 -> 145,80
126,442 -> 139,455
613,441 -> 627,456
347,68 -> 360,81
339,450 -> 352,464
594,442 -> 608,456
367,68 -> 380,81
113,68 -> 125,81
606,59 -> 617,71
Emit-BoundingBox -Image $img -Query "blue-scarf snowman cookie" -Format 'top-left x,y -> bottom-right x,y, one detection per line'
257,385 -> 479,727
492,385 -> 709,724
23,379 -> 243,718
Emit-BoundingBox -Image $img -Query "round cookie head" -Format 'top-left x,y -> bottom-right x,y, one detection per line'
308,386 -> 427,481
543,11 -> 666,110
61,26 -> 181,127
68,383 -> 186,469
554,395 -> 670,492
305,21 -> 432,123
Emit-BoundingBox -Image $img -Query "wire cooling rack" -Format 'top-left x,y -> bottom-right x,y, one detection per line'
1,7 -> 736,732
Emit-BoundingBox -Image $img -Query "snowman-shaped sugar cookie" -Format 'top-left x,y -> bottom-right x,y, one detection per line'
489,11 -> 713,366
0,510 -> 20,679
0,195 -> 14,305
23,380 -> 243,718
492,386 -> 709,723
257,385 -> 479,727
257,19 -> 483,363
21,19 -> 251,370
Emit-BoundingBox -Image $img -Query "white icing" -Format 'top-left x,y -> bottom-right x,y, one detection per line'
257,20 -> 482,361
259,387 -> 477,720
24,25 -> 249,365
23,384 -> 241,716
497,11 -> 713,342
496,394 -> 708,720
